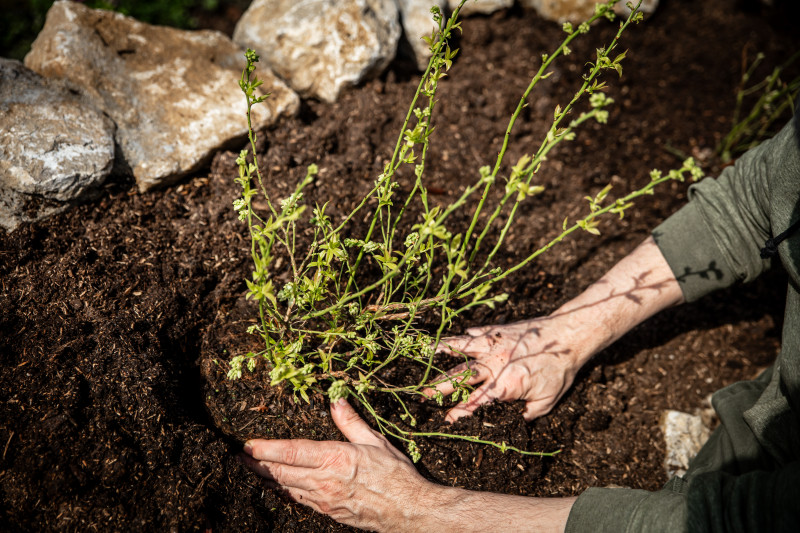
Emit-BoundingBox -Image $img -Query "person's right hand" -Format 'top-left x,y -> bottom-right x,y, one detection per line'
431,316 -> 589,422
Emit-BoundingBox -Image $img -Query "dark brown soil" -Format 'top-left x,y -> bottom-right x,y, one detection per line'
1,1 -> 798,531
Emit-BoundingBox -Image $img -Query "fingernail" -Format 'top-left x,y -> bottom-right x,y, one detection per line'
331,398 -> 347,408
243,440 -> 253,455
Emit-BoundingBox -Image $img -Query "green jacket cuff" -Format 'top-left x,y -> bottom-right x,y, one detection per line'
566,486 -> 687,533
652,201 -> 737,303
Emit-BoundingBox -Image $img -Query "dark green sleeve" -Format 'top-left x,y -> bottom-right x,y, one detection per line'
686,460 -> 800,532
565,486 -> 687,533
652,116 -> 800,302
565,463 -> 800,533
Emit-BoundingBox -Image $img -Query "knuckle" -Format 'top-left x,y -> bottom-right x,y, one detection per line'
281,443 -> 300,465
316,479 -> 342,498
508,363 -> 530,381
342,410 -> 362,427
323,445 -> 354,471
316,500 -> 333,515
268,462 -> 286,482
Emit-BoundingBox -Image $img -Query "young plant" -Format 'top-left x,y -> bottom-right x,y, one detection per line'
717,49 -> 800,163
228,0 -> 701,460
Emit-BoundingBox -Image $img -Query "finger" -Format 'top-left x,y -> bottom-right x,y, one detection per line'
465,325 -> 495,336
284,487 -> 340,524
429,361 -> 488,396
290,488 -> 322,513
522,396 -> 557,422
266,485 -> 334,520
244,438 -> 343,468
331,398 -> 385,447
239,454 -> 320,491
434,335 -> 469,356
436,334 -> 493,358
237,454 -> 279,488
445,385 -> 496,423
281,486 -> 325,515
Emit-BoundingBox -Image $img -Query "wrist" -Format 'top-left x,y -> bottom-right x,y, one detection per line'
545,236 -> 683,372
543,303 -> 611,370
407,485 -> 577,533
403,484 -> 468,532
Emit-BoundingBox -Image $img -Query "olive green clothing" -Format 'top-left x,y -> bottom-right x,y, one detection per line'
566,111 -> 800,532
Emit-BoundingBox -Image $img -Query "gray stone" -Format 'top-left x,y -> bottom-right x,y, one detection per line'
448,0 -> 513,16
520,0 -> 659,23
233,0 -> 401,103
396,0 -> 447,70
25,1 -> 299,192
659,409 -> 711,478
0,58 -> 115,232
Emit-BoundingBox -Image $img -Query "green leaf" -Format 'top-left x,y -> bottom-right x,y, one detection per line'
595,184 -> 612,203
578,218 -> 601,236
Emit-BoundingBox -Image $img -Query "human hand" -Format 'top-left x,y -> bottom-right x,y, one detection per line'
431,237 -> 684,423
239,399 -> 443,532
432,317 -> 585,422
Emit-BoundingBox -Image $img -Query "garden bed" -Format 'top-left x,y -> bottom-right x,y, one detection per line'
1,1 -> 798,530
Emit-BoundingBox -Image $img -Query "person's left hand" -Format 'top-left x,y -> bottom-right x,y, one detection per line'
239,398 -> 442,531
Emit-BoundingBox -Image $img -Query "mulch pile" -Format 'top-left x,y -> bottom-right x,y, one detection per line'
1,1 -> 797,530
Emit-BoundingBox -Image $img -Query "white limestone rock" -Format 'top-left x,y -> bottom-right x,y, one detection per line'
520,0 -> 659,23
396,0 -> 447,71
0,58 -> 115,232
613,0 -> 659,18
660,409 -> 711,478
233,0 -> 401,103
448,0 -> 513,16
25,1 -> 299,192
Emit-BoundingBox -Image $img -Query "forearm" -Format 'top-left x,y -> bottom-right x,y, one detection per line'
409,485 -> 576,533
549,236 -> 683,369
